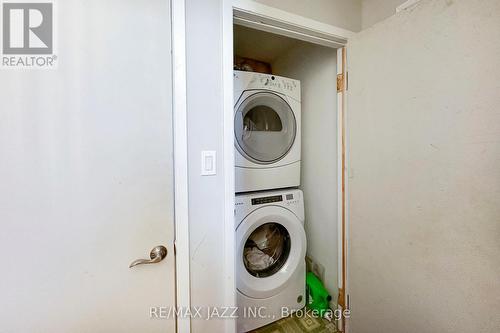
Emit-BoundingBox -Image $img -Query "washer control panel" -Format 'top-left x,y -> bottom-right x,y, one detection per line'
247,192 -> 301,206
251,195 -> 282,205
284,193 -> 301,207
235,189 -> 304,226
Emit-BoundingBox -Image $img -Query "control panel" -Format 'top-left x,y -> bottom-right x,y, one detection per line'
234,189 -> 304,226
251,195 -> 283,205
259,75 -> 298,94
250,193 -> 299,206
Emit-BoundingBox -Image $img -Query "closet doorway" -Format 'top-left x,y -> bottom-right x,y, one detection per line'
222,1 -> 353,331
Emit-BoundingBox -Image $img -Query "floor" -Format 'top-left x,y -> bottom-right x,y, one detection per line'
249,313 -> 338,333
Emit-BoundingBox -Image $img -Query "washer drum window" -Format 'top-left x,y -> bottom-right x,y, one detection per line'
243,223 -> 291,278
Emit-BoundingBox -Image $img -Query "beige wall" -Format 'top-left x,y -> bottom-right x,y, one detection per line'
273,42 -> 339,305
252,0 -> 410,31
361,0 -> 407,29
348,0 -> 500,332
254,0 -> 362,32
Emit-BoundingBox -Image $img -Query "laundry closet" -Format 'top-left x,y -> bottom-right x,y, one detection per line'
233,23 -> 341,332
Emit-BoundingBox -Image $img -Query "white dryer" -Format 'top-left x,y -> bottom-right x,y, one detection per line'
234,71 -> 301,193
235,189 -> 306,332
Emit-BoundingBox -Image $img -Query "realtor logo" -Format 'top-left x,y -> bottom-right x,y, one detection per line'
1,0 -> 57,68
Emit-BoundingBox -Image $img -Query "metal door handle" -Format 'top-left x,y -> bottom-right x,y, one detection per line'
129,245 -> 168,268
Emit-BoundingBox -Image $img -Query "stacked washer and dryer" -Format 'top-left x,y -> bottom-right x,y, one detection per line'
234,70 -> 307,332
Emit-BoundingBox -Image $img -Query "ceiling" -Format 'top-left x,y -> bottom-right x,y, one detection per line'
233,24 -> 300,64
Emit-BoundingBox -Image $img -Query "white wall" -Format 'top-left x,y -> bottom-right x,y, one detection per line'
273,42 -> 339,303
348,0 -> 500,332
185,0 -> 232,332
254,0 -> 362,32
361,0 -> 406,29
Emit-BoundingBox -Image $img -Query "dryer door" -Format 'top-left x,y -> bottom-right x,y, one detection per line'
236,206 -> 306,299
235,91 -> 296,164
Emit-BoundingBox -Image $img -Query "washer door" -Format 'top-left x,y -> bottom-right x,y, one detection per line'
236,206 -> 306,299
235,91 -> 296,164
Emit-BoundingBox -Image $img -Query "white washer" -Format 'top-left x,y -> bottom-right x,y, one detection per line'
234,71 -> 301,193
235,189 -> 306,332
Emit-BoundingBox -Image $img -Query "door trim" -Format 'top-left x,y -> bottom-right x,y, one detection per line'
223,1 -> 352,332
336,47 -> 348,333
222,2 -> 237,332
232,0 -> 354,48
172,0 -> 190,332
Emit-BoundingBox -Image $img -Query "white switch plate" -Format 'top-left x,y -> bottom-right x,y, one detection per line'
201,151 -> 216,176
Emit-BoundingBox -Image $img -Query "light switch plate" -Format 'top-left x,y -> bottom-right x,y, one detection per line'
201,151 -> 216,176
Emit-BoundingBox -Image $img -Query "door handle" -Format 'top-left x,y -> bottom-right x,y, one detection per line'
129,245 -> 168,268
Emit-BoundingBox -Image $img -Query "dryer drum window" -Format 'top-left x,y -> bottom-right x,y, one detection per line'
244,106 -> 283,131
243,223 -> 291,278
235,92 -> 296,164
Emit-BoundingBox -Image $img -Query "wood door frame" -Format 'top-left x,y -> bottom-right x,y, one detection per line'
222,1 -> 353,331
336,46 -> 349,332
172,0 -> 191,332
